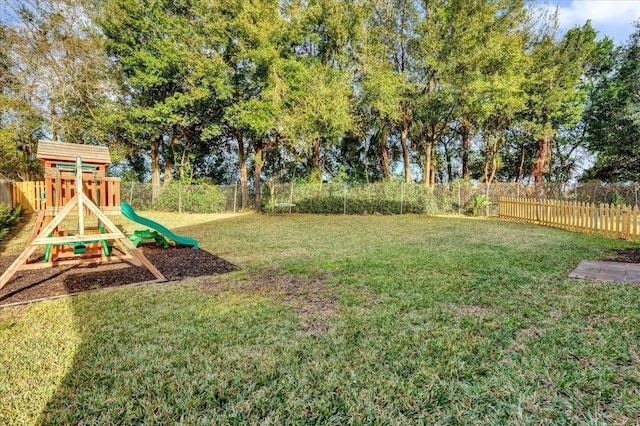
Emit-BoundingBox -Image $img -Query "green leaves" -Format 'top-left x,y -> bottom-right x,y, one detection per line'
583,25 -> 640,181
0,0 -> 632,188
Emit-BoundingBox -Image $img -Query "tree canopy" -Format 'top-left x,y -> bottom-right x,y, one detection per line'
1,0 -> 638,209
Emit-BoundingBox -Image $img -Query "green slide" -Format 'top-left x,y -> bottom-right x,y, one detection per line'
120,202 -> 198,249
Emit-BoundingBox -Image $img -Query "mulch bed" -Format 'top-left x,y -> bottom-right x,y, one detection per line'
603,248 -> 640,263
0,245 -> 237,306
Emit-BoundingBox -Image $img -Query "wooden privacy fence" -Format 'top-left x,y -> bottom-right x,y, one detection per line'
12,181 -> 47,213
11,180 -> 121,214
0,179 -> 11,206
499,197 -> 640,241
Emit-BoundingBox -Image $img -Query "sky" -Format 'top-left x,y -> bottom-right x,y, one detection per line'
542,0 -> 640,45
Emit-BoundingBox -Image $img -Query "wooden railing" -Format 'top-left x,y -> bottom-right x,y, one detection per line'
498,197 -> 640,241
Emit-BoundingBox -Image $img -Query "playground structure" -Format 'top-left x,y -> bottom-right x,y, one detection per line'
0,141 -> 167,290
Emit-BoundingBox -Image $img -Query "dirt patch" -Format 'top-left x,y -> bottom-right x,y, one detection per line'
603,248 -> 640,263
517,325 -> 545,338
453,304 -> 494,317
201,270 -> 338,333
0,244 -> 237,306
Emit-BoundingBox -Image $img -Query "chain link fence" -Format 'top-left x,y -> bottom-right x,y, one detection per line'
121,182 -> 240,213
118,181 -> 640,216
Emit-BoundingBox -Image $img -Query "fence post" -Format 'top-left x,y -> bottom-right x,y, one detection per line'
233,182 -> 238,212
178,183 -> 182,213
289,181 -> 294,206
343,184 -> 347,215
129,182 -> 134,205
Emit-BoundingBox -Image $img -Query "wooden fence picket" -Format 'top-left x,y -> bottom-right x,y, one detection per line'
498,197 -> 640,242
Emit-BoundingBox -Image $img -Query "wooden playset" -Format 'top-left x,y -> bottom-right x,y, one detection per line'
0,141 -> 166,290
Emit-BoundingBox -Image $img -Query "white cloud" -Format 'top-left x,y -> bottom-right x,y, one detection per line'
557,1 -> 639,25
543,0 -> 640,43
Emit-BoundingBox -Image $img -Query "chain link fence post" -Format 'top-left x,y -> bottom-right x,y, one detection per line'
343,184 -> 347,215
234,181 -> 238,212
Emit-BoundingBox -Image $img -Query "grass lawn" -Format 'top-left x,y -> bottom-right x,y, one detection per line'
1,213 -> 639,424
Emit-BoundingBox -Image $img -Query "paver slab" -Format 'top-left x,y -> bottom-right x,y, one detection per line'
569,260 -> 640,283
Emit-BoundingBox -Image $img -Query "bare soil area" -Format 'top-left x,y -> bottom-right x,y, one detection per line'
603,247 -> 640,263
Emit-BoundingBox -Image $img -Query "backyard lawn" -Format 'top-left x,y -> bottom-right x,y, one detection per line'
1,213 -> 639,424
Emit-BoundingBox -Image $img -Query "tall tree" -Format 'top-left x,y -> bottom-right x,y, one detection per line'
443,0 -> 526,181
286,0 -> 358,182
5,0 -> 114,145
583,26 -> 640,181
525,11 -> 597,193
358,0 -> 421,183
220,0 -> 291,211
0,18 -> 43,180
99,0 -> 229,199
284,62 -> 353,181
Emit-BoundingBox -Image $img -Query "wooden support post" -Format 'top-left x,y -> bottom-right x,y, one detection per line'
76,157 -> 85,236
26,210 -> 46,246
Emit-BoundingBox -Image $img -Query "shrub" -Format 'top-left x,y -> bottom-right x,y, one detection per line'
0,203 -> 22,242
153,182 -> 226,213
264,182 -> 462,215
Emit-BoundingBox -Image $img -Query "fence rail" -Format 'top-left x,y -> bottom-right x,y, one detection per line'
499,197 -> 640,241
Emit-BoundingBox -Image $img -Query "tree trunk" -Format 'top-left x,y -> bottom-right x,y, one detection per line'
380,140 -> 391,180
532,134 -> 553,197
49,100 -> 58,141
238,134 -> 249,210
254,144 -> 264,212
515,141 -> 526,183
444,142 -> 453,183
311,137 -> 321,182
164,155 -> 174,186
150,138 -> 161,203
461,120 -> 472,179
424,139 -> 434,188
430,145 -> 436,186
379,123 -> 391,179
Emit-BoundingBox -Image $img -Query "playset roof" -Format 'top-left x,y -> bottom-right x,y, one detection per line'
36,141 -> 111,165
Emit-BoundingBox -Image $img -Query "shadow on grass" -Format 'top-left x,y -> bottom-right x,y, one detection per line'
27,219 -> 352,423
0,212 -> 35,256
28,242 -> 241,423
